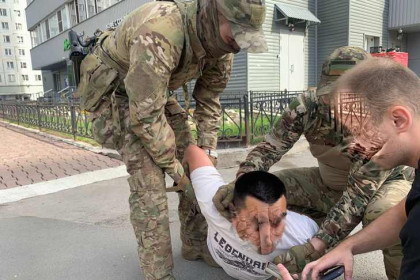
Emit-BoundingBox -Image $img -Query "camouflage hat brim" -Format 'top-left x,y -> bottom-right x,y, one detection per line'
229,22 -> 268,53
317,75 -> 338,96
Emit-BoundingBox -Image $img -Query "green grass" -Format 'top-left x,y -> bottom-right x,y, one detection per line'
2,109 -> 281,148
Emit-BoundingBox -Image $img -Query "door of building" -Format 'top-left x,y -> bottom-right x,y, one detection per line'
364,35 -> 380,53
53,72 -> 61,92
279,31 -> 305,91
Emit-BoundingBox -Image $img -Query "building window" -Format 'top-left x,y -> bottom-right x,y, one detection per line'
45,19 -> 50,39
78,0 -> 87,22
30,31 -> 38,47
4,48 -> 11,55
68,2 -> 78,26
15,23 -> 22,30
39,22 -> 47,42
17,36 -> 23,43
57,10 -> 63,32
57,6 -> 70,32
14,10 -> 20,17
35,74 -> 42,81
0,75 -> 2,83
8,74 -> 15,82
18,49 -> 25,56
22,75 -> 29,81
61,6 -> 70,30
0,9 -> 7,16
96,0 -> 121,12
3,35 -> 10,43
48,14 -> 59,37
0,0 -> 5,3
20,62 -> 27,68
6,61 -> 14,69
2,22 -> 9,29
87,0 -> 96,17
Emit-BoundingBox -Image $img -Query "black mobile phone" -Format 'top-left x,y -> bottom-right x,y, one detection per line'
264,262 -> 344,280
320,266 -> 345,280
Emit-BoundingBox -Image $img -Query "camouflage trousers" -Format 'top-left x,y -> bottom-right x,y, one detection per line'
273,167 -> 411,280
93,95 -> 207,280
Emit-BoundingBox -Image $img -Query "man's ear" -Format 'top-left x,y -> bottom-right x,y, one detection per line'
391,106 -> 412,133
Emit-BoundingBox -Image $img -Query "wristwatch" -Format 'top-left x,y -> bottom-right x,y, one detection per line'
203,149 -> 218,159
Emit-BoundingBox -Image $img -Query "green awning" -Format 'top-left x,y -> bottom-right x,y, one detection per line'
274,3 -> 320,25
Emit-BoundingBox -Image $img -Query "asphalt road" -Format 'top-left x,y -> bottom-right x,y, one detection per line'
0,150 -> 387,280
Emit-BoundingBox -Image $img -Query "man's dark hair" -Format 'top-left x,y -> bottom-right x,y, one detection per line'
233,171 -> 286,209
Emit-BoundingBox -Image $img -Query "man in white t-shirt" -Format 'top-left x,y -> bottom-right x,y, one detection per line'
183,145 -> 319,280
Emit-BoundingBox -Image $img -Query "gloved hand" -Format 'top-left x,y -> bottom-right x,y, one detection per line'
273,242 -> 324,274
167,172 -> 191,193
212,182 -> 235,220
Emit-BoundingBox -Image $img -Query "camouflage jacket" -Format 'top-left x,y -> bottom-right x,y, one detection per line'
101,1 -> 233,180
238,91 -> 413,246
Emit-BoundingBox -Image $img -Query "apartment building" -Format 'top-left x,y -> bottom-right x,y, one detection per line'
0,0 -> 42,101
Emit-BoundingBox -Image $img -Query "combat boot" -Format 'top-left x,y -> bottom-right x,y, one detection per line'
181,243 -> 220,268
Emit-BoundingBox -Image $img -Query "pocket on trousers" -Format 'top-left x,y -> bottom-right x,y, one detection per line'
90,98 -> 116,149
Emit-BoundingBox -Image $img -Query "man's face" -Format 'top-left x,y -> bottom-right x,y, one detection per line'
232,196 -> 287,255
369,107 -> 419,169
337,91 -> 416,169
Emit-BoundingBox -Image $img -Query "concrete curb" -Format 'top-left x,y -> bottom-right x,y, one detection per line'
216,137 -> 309,169
0,165 -> 129,205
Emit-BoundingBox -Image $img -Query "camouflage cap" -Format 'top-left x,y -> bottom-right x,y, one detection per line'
317,46 -> 371,96
216,0 -> 268,53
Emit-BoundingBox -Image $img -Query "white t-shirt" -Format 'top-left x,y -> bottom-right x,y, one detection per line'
191,166 -> 319,280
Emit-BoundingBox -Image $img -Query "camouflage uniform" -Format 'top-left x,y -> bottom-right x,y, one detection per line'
76,0 -> 267,279
237,47 -> 414,280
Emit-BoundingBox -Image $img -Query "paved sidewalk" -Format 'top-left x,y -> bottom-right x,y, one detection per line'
0,124 -> 122,189
0,149 -> 386,280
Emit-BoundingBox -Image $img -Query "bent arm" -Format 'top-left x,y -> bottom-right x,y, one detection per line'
184,144 -> 214,173
193,54 -> 233,149
238,96 -> 307,176
124,19 -> 184,181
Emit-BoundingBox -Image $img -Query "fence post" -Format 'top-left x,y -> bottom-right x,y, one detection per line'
16,104 -> 20,125
70,101 -> 77,140
36,102 -> 41,131
250,91 -> 255,143
244,95 -> 250,147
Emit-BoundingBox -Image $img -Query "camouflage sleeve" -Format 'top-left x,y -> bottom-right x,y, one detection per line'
315,160 -> 392,246
237,95 -> 308,175
124,13 -> 185,181
192,53 -> 234,149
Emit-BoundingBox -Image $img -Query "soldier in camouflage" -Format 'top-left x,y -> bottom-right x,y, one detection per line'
213,46 -> 414,280
76,0 -> 267,279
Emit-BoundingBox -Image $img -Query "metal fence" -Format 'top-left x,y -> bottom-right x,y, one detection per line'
0,90 -> 304,148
